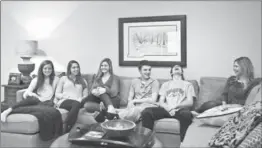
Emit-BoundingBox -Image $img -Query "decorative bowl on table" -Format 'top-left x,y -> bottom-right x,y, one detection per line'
101,119 -> 136,138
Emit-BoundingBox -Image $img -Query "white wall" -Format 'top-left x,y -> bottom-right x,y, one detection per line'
1,1 -> 261,100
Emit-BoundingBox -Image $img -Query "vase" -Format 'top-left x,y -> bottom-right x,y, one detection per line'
18,56 -> 35,84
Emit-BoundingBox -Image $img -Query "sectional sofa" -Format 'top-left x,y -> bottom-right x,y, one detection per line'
1,74 -> 261,148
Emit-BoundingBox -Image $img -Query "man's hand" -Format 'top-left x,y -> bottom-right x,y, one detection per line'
169,109 -> 176,116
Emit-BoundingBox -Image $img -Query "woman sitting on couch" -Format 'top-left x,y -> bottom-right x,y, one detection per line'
1,60 -> 59,122
192,56 -> 261,116
81,58 -> 120,121
55,60 -> 88,132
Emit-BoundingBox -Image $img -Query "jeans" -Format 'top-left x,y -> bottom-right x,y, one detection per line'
81,94 -> 119,113
59,99 -> 81,128
141,107 -> 193,142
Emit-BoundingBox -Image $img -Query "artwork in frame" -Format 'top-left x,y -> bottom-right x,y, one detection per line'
8,73 -> 21,85
119,15 -> 187,67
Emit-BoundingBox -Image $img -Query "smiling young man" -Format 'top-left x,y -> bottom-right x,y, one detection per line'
118,60 -> 160,122
141,65 -> 195,142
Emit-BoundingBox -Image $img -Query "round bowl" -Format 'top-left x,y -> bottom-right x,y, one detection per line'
101,119 -> 136,138
18,63 -> 35,76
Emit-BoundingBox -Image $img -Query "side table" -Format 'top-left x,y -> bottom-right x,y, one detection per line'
1,84 -> 29,106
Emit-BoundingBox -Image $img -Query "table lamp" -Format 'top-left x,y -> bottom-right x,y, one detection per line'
16,40 -> 37,84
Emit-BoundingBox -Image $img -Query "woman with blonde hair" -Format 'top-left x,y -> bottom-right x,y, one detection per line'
81,58 -> 120,121
193,56 -> 261,115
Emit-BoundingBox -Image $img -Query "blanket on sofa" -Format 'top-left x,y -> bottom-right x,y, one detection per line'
10,105 -> 63,141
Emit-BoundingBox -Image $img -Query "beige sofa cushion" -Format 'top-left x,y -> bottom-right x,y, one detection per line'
119,77 -> 133,106
196,77 -> 227,110
181,119 -> 220,148
1,114 -> 39,134
82,74 -> 95,91
245,84 -> 261,105
154,118 -> 180,134
1,109 -> 68,134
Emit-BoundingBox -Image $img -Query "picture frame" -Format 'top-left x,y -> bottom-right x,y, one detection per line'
8,73 -> 21,85
119,15 -> 187,67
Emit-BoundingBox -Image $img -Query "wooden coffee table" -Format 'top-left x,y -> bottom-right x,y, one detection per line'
50,123 -> 162,148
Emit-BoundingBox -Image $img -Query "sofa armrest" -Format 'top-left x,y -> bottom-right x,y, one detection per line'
16,89 -> 26,102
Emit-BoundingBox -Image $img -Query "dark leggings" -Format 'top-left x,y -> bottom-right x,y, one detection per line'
59,99 -> 81,127
81,94 -> 119,113
12,96 -> 54,109
141,107 -> 193,142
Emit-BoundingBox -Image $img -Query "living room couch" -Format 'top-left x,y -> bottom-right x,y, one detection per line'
181,77 -> 262,148
2,74 -> 260,148
1,74 -> 199,148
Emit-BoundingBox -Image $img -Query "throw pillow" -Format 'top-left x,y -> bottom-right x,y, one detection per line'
238,123 -> 262,148
196,104 -> 242,127
208,101 -> 262,148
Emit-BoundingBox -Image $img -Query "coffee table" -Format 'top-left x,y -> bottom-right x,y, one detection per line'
50,123 -> 162,148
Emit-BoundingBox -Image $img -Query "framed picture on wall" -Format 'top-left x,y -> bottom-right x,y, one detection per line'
8,73 -> 21,85
119,15 -> 187,67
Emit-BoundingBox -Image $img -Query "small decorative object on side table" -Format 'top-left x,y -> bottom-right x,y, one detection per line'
1,84 -> 29,107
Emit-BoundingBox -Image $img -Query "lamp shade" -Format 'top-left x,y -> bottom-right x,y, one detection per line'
16,40 -> 38,58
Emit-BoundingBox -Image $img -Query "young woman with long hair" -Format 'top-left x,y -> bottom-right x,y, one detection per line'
55,60 -> 88,132
82,58 -> 120,121
192,57 -> 260,115
1,60 -> 59,122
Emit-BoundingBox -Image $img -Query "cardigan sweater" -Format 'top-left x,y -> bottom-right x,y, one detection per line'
220,76 -> 262,105
91,74 -> 120,99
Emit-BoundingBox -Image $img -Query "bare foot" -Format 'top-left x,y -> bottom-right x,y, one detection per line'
1,113 -> 7,122
1,108 -> 12,122
107,105 -> 116,114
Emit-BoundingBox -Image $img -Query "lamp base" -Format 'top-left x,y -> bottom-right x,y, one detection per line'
21,75 -> 33,84
18,63 -> 35,84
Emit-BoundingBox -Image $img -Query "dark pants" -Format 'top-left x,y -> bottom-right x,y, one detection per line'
195,100 -> 222,113
81,94 -> 119,112
12,96 -> 54,109
59,99 -> 81,128
141,107 -> 193,142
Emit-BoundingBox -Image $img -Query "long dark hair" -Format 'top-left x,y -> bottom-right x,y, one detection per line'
67,60 -> 87,89
35,60 -> 55,91
234,57 -> 254,82
95,58 -> 113,80
170,65 -> 185,80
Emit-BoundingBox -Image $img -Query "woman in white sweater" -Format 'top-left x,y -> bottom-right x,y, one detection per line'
55,60 -> 88,132
1,60 -> 59,122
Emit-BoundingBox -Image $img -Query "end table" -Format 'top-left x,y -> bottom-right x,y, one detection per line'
1,84 -> 29,106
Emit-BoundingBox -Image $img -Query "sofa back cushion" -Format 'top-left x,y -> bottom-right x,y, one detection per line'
82,74 -> 96,94
245,84 -> 261,106
119,76 -> 134,106
196,77 -> 227,110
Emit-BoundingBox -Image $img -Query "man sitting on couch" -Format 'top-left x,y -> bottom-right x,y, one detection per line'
141,65 -> 195,142
117,60 -> 160,122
